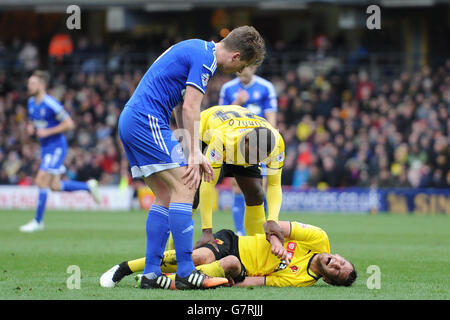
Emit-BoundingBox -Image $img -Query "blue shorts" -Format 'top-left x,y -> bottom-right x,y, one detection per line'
118,106 -> 187,178
40,143 -> 67,175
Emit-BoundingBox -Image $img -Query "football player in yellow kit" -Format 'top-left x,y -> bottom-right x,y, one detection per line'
193,105 -> 286,249
100,220 -> 357,288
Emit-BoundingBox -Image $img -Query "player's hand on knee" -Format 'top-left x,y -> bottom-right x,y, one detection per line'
182,150 -> 201,189
200,154 -> 214,183
194,228 -> 218,251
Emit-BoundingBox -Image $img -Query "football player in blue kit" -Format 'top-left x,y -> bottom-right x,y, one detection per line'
218,65 -> 277,236
19,70 -> 101,233
117,26 -> 266,290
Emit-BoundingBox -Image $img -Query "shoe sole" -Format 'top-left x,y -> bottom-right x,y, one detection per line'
137,275 -> 176,290
176,276 -> 228,290
88,180 -> 101,204
19,227 -> 44,233
201,277 -> 229,289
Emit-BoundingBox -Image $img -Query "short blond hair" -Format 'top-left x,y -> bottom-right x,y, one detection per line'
32,70 -> 50,87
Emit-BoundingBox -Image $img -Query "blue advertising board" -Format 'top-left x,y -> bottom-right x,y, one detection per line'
216,187 -> 450,215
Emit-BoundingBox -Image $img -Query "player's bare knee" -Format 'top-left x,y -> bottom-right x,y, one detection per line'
193,247 -> 216,265
49,180 -> 60,191
173,184 -> 197,203
243,188 -> 264,206
35,175 -> 49,189
220,256 -> 241,277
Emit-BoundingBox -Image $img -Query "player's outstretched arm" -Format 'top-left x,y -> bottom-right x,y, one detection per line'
264,169 -> 284,243
232,276 -> 265,287
194,166 -> 222,250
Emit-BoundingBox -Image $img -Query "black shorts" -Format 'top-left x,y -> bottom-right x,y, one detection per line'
221,163 -> 262,179
200,229 -> 247,282
201,141 -> 262,180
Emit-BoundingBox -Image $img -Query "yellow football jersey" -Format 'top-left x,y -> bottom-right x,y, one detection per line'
200,105 -> 285,170
238,221 -> 330,287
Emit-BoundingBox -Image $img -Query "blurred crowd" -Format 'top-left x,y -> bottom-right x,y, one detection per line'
0,37 -> 449,189
272,60 -> 450,189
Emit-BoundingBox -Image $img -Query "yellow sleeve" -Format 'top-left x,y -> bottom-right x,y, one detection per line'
199,166 -> 222,230
265,168 -> 282,222
289,221 -> 330,253
204,138 -> 224,169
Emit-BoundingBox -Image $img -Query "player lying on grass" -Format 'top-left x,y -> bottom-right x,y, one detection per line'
101,220 -> 357,288
185,105 -> 286,251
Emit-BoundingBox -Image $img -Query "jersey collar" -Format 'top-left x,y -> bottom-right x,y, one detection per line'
240,76 -> 256,89
307,254 -> 321,280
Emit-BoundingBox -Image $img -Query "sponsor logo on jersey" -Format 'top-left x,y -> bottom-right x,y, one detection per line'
275,260 -> 288,272
275,152 -> 285,163
287,242 -> 297,252
209,149 -> 221,162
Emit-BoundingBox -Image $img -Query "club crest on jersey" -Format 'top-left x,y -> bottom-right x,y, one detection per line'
215,239 -> 224,245
201,73 -> 210,87
289,265 -> 299,273
175,145 -> 186,160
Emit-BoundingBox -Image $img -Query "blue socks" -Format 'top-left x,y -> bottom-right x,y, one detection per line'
33,180 -> 90,224
232,193 -> 246,235
34,189 -> 48,223
143,205 -> 170,277
61,180 -> 89,192
143,202 -> 196,279
168,202 -> 195,278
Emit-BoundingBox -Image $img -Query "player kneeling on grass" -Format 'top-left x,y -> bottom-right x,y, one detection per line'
100,220 -> 357,288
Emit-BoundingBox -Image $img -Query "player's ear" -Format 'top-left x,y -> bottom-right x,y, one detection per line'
232,52 -> 241,61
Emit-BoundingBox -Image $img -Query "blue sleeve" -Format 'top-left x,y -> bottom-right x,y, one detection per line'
186,47 -> 216,95
262,83 -> 278,113
219,86 -> 232,105
46,98 -> 69,122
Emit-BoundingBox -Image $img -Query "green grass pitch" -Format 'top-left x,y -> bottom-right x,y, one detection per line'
0,209 -> 448,300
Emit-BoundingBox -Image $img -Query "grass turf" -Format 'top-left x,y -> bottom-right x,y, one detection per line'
0,209 -> 448,300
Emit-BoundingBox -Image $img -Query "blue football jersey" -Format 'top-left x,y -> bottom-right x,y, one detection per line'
27,94 -> 69,147
126,39 -> 217,124
219,75 -> 277,119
